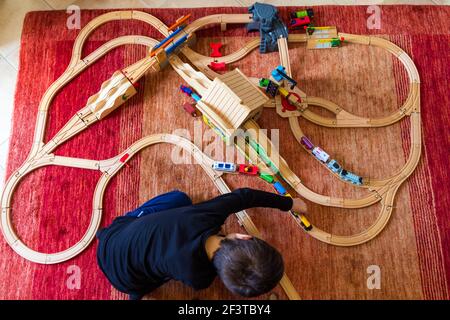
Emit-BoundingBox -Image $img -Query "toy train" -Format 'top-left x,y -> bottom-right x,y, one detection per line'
273,181 -> 287,195
239,164 -> 259,175
180,85 -> 201,101
259,172 -> 274,183
290,9 -> 314,19
289,210 -> 313,231
301,136 -> 363,185
212,161 -> 236,172
258,77 -> 280,97
312,147 -> 330,163
299,214 -> 313,231
327,159 -> 363,185
182,102 -> 198,117
300,136 -> 314,150
289,9 -> 313,30
259,78 -> 270,87
289,17 -> 311,30
212,162 -> 259,176
339,169 -> 363,185
327,159 -> 341,173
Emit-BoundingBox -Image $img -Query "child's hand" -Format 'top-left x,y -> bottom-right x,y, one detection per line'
291,198 -> 307,213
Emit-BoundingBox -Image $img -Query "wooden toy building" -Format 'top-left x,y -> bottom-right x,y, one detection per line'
196,69 -> 269,144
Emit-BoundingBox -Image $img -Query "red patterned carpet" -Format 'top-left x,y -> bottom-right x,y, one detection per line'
1,6 -> 449,300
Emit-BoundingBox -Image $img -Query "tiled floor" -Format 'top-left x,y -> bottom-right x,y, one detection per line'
0,0 -> 448,188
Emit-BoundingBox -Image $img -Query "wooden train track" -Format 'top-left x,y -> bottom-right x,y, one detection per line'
179,30 -> 421,246
0,9 -> 421,299
0,10 -> 300,300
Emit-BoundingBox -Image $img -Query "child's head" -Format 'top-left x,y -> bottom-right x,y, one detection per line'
212,234 -> 284,297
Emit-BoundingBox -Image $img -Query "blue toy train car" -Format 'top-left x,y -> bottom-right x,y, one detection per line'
327,159 -> 363,185
273,181 -> 287,195
340,169 -> 363,185
327,159 -> 342,173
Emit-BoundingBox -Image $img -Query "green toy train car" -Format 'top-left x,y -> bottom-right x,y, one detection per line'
290,9 -> 314,19
259,78 -> 270,87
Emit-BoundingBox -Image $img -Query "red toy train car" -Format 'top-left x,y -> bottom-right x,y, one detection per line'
238,164 -> 259,175
289,16 -> 311,30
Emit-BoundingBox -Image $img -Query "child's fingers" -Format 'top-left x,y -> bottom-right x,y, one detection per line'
292,198 -> 308,213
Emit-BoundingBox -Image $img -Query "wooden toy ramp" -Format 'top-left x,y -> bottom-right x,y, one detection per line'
2,6 -> 449,300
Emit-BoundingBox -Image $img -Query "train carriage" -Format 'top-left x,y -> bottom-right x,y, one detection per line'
300,136 -> 314,150
289,16 -> 311,30
290,9 -> 314,19
312,147 -> 330,163
340,169 -> 363,185
327,159 -> 342,173
212,161 -> 237,172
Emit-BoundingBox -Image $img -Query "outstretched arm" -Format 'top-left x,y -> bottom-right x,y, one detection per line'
193,188 -> 293,216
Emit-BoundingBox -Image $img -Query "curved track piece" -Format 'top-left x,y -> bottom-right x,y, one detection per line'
0,7 -> 422,297
0,11 -> 300,300
237,32 -> 421,246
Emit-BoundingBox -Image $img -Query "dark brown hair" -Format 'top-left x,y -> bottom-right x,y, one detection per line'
212,237 -> 284,297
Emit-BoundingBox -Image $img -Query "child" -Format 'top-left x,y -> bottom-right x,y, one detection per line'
96,187 -> 307,300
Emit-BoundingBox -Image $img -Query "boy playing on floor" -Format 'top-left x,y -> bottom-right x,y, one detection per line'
96,187 -> 307,300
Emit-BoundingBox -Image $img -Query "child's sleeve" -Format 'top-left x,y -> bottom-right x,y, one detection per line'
193,188 -> 293,218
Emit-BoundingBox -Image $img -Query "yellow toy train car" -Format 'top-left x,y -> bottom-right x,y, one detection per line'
299,214 -> 313,231
290,211 -> 313,231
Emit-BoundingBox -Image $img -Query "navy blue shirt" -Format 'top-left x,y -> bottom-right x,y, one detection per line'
96,188 -> 293,299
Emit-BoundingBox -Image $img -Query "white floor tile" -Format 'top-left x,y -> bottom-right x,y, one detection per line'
71,0 -> 148,9
0,136 -> 8,186
5,46 -> 20,71
0,167 -> 5,190
0,0 -> 52,58
429,0 -> 449,3
0,55 -> 16,144
140,0 -> 243,8
0,55 -> 15,188
43,0 -> 77,10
